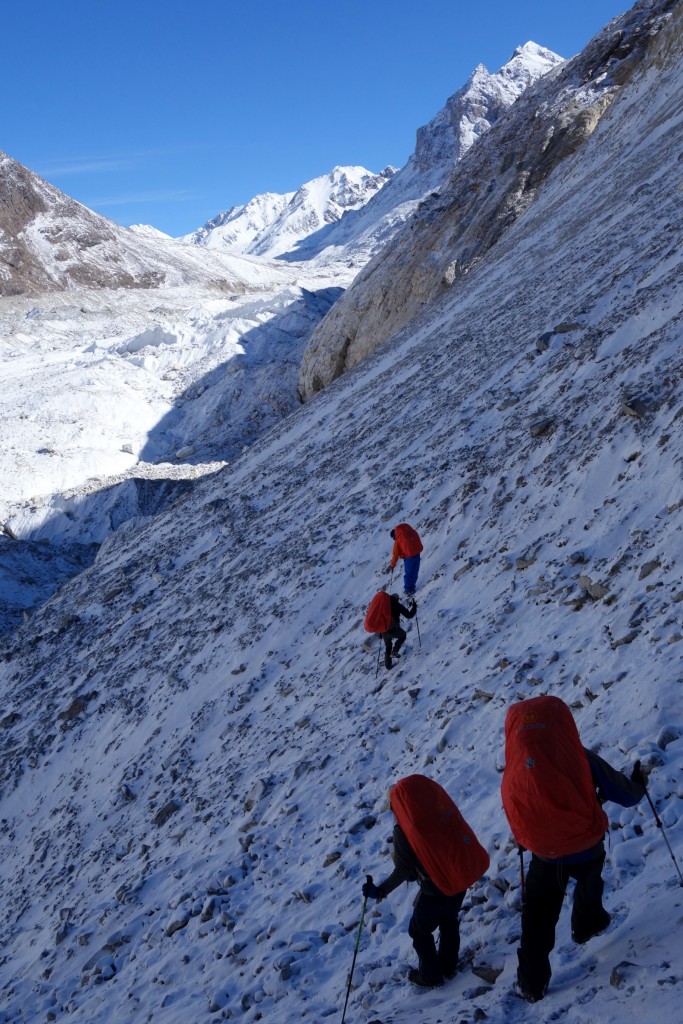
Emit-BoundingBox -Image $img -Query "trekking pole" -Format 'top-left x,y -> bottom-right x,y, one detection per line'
636,762 -> 683,887
518,846 -> 525,904
375,639 -> 382,679
415,606 -> 421,649
341,881 -> 370,1024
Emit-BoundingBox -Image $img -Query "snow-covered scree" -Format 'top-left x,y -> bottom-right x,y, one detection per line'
1,8 -> 683,1024
1,21 -> 682,1024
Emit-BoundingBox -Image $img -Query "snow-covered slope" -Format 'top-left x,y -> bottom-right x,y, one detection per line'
0,2 -> 681,1023
183,165 -> 396,258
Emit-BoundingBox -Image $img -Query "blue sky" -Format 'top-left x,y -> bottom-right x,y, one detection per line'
4,0 -> 629,237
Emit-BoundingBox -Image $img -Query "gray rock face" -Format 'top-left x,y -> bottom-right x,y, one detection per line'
298,1 -> 676,400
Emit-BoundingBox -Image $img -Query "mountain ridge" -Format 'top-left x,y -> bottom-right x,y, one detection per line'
298,0 -> 677,399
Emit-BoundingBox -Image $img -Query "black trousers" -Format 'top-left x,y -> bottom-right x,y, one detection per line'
408,889 -> 465,984
518,851 -> 609,997
383,625 -> 406,659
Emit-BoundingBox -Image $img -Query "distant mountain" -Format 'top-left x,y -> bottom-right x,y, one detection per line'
286,41 -> 564,268
182,164 -> 396,258
187,42 -> 563,270
0,42 -> 561,296
298,17 -> 661,398
0,152 -> 275,297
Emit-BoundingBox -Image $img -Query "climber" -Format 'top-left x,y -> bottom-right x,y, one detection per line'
388,522 -> 423,603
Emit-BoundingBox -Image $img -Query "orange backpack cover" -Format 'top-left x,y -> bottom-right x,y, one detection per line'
394,523 -> 423,558
364,592 -> 392,633
390,775 -> 489,895
501,695 -> 608,858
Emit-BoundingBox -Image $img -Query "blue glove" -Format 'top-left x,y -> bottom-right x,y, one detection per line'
362,874 -> 381,899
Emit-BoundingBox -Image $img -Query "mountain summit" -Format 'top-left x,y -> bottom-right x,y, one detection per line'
297,7 -> 671,398
182,164 -> 396,258
183,42 -> 562,268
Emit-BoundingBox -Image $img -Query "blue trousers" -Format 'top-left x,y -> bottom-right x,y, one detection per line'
403,554 -> 420,595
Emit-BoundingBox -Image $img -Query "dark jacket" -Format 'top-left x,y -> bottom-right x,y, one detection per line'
585,748 -> 644,807
376,824 -> 443,899
385,595 -> 416,632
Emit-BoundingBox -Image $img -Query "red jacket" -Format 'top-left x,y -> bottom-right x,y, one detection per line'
390,523 -> 423,568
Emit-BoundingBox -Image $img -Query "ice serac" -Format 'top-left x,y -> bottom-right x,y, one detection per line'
297,9 -> 670,399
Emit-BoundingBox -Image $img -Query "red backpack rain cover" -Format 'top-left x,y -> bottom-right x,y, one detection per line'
501,695 -> 608,858
390,775 -> 489,895
394,523 -> 423,558
364,592 -> 392,634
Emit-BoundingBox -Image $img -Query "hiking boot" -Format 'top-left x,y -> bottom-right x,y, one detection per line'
384,655 -> 393,670
408,968 -> 443,989
572,910 -> 611,944
391,642 -> 403,656
513,980 -> 547,1003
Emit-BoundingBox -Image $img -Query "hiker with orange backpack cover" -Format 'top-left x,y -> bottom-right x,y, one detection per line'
364,591 -> 417,670
387,523 -> 423,603
501,695 -> 646,1004
384,593 -> 416,669
362,775 -> 489,988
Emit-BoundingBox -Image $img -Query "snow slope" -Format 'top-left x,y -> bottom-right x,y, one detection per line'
0,2 -> 681,1023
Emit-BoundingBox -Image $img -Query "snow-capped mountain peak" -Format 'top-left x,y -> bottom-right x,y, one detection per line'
182,164 -> 396,258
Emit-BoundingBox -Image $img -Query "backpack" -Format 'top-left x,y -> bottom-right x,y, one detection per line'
390,775 -> 489,896
364,591 -> 392,633
501,695 -> 608,859
394,523 -> 423,558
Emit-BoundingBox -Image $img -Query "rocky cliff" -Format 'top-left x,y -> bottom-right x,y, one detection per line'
298,0 -> 678,399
